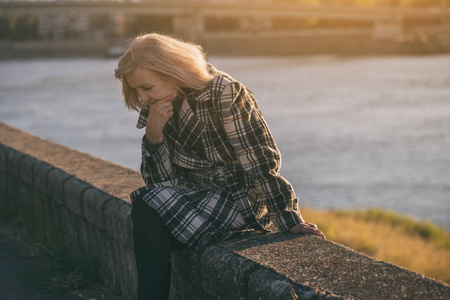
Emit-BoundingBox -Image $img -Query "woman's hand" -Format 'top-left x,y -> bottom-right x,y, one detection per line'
145,93 -> 177,144
289,222 -> 325,238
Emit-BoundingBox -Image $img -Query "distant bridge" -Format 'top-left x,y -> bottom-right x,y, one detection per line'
1,0 -> 447,19
1,1 -> 449,54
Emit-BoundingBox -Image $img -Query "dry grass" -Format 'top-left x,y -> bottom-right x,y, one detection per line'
0,219 -> 131,300
302,207 -> 450,284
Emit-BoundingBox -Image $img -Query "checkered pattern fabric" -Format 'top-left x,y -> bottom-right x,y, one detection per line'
130,66 -> 304,250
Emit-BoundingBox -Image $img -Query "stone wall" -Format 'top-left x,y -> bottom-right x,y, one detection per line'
0,123 -> 142,297
0,122 -> 449,299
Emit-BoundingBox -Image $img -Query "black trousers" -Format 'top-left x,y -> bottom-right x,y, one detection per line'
132,197 -> 185,300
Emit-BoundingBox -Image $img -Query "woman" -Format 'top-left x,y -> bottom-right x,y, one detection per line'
115,33 -> 324,300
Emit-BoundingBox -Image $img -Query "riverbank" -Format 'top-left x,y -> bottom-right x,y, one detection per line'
0,33 -> 447,60
0,40 -> 116,60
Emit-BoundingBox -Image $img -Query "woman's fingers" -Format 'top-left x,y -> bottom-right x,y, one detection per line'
149,100 -> 174,119
302,222 -> 318,228
149,93 -> 177,105
304,223 -> 325,237
145,94 -> 177,143
306,226 -> 325,238
289,222 -> 326,238
151,97 -> 175,115
311,228 -> 325,237
156,103 -> 172,113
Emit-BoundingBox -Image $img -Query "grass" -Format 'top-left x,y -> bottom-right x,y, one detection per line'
21,234 -> 101,294
0,196 -> 132,300
0,218 -> 131,300
302,207 -> 450,284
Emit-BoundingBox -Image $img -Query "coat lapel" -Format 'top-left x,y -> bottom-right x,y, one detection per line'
176,97 -> 205,151
136,82 -> 212,169
161,93 -> 211,170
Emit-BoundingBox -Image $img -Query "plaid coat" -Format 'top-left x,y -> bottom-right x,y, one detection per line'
130,66 -> 304,250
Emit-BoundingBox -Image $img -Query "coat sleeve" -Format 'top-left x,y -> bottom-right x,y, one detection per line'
219,81 -> 304,232
140,136 -> 175,185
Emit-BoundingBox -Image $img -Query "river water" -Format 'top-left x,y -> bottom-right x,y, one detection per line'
1,55 -> 449,229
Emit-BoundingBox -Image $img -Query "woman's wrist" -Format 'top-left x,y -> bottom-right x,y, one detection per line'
143,136 -> 163,154
146,135 -> 163,144
145,129 -> 164,144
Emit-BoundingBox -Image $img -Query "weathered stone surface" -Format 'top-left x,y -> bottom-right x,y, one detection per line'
170,232 -> 450,299
4,146 -> 25,178
94,228 -> 110,283
0,170 -> 8,209
101,233 -> 118,286
18,155 -> 36,185
58,205 -> 83,259
248,268 -> 302,300
33,161 -> 55,194
0,175 -> 16,215
82,187 -> 113,231
201,245 -> 261,299
103,198 -> 132,246
64,177 -> 91,216
0,145 -> 7,171
1,122 -> 449,300
231,234 -> 449,299
77,220 -> 99,261
120,244 -> 138,296
47,168 -> 71,205
0,123 -> 143,202
169,249 -> 202,299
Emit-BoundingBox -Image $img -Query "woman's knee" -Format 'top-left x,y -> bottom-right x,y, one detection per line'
131,197 -> 185,251
132,198 -> 154,225
132,197 -> 165,230
132,197 -> 145,214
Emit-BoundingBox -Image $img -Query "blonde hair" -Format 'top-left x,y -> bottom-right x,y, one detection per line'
114,33 -> 215,111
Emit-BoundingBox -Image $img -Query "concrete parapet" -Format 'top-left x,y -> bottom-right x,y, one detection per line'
171,234 -> 450,299
0,122 -> 449,299
0,122 -> 141,296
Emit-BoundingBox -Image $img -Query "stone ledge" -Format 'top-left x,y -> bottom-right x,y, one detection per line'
170,233 -> 450,299
1,122 -> 449,299
0,123 -> 140,295
0,123 -> 143,202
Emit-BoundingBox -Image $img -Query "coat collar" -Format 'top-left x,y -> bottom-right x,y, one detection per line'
136,85 -> 209,154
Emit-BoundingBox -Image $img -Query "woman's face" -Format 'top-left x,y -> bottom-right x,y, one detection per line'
126,67 -> 178,105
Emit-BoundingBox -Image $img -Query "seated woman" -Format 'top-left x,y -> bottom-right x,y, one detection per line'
114,33 -> 324,300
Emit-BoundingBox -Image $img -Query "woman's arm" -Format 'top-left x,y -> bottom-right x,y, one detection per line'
140,138 -> 175,185
140,95 -> 176,185
219,81 -> 323,236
